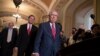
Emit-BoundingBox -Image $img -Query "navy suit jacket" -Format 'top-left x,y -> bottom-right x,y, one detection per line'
34,22 -> 62,56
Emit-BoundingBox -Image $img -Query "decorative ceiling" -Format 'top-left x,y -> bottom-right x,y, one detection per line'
0,0 -> 70,27
0,0 -> 64,27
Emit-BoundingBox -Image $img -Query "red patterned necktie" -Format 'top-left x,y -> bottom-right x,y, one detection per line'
51,23 -> 56,39
27,25 -> 31,35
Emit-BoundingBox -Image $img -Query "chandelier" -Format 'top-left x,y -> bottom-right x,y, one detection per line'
13,0 -> 22,8
13,0 -> 22,23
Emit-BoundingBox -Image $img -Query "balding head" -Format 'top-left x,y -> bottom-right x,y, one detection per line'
49,10 -> 58,16
49,10 -> 58,23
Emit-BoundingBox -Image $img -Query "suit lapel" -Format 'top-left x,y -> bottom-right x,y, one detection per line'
47,22 -> 52,35
25,24 -> 29,35
30,25 -> 33,35
55,23 -> 59,38
12,29 -> 14,41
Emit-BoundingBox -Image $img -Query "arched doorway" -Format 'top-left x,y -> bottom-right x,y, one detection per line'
63,0 -> 94,37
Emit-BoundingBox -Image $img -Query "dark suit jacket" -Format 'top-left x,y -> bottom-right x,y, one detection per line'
16,24 -> 38,51
0,32 -> 2,56
1,28 -> 18,48
34,22 -> 62,56
0,32 -> 2,46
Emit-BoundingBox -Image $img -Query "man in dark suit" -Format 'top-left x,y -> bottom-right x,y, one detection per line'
1,22 -> 18,56
33,10 -> 62,56
15,15 -> 38,56
0,27 -> 2,56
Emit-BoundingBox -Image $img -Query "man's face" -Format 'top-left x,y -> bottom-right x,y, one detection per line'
49,11 -> 58,23
8,22 -> 14,28
28,16 -> 35,24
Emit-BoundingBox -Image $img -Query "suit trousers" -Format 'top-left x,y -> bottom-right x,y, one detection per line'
2,44 -> 13,56
18,46 -> 33,56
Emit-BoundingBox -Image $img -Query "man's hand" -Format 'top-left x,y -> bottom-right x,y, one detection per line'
13,47 -> 18,52
32,53 -> 39,56
13,47 -> 18,56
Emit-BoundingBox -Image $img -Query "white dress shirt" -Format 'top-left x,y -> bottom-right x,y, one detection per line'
7,28 -> 13,43
27,23 -> 32,30
50,23 -> 56,29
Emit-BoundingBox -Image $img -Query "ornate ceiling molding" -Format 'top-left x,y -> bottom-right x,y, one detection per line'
25,0 -> 48,15
25,0 -> 60,14
55,0 -> 69,11
0,11 -> 27,20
